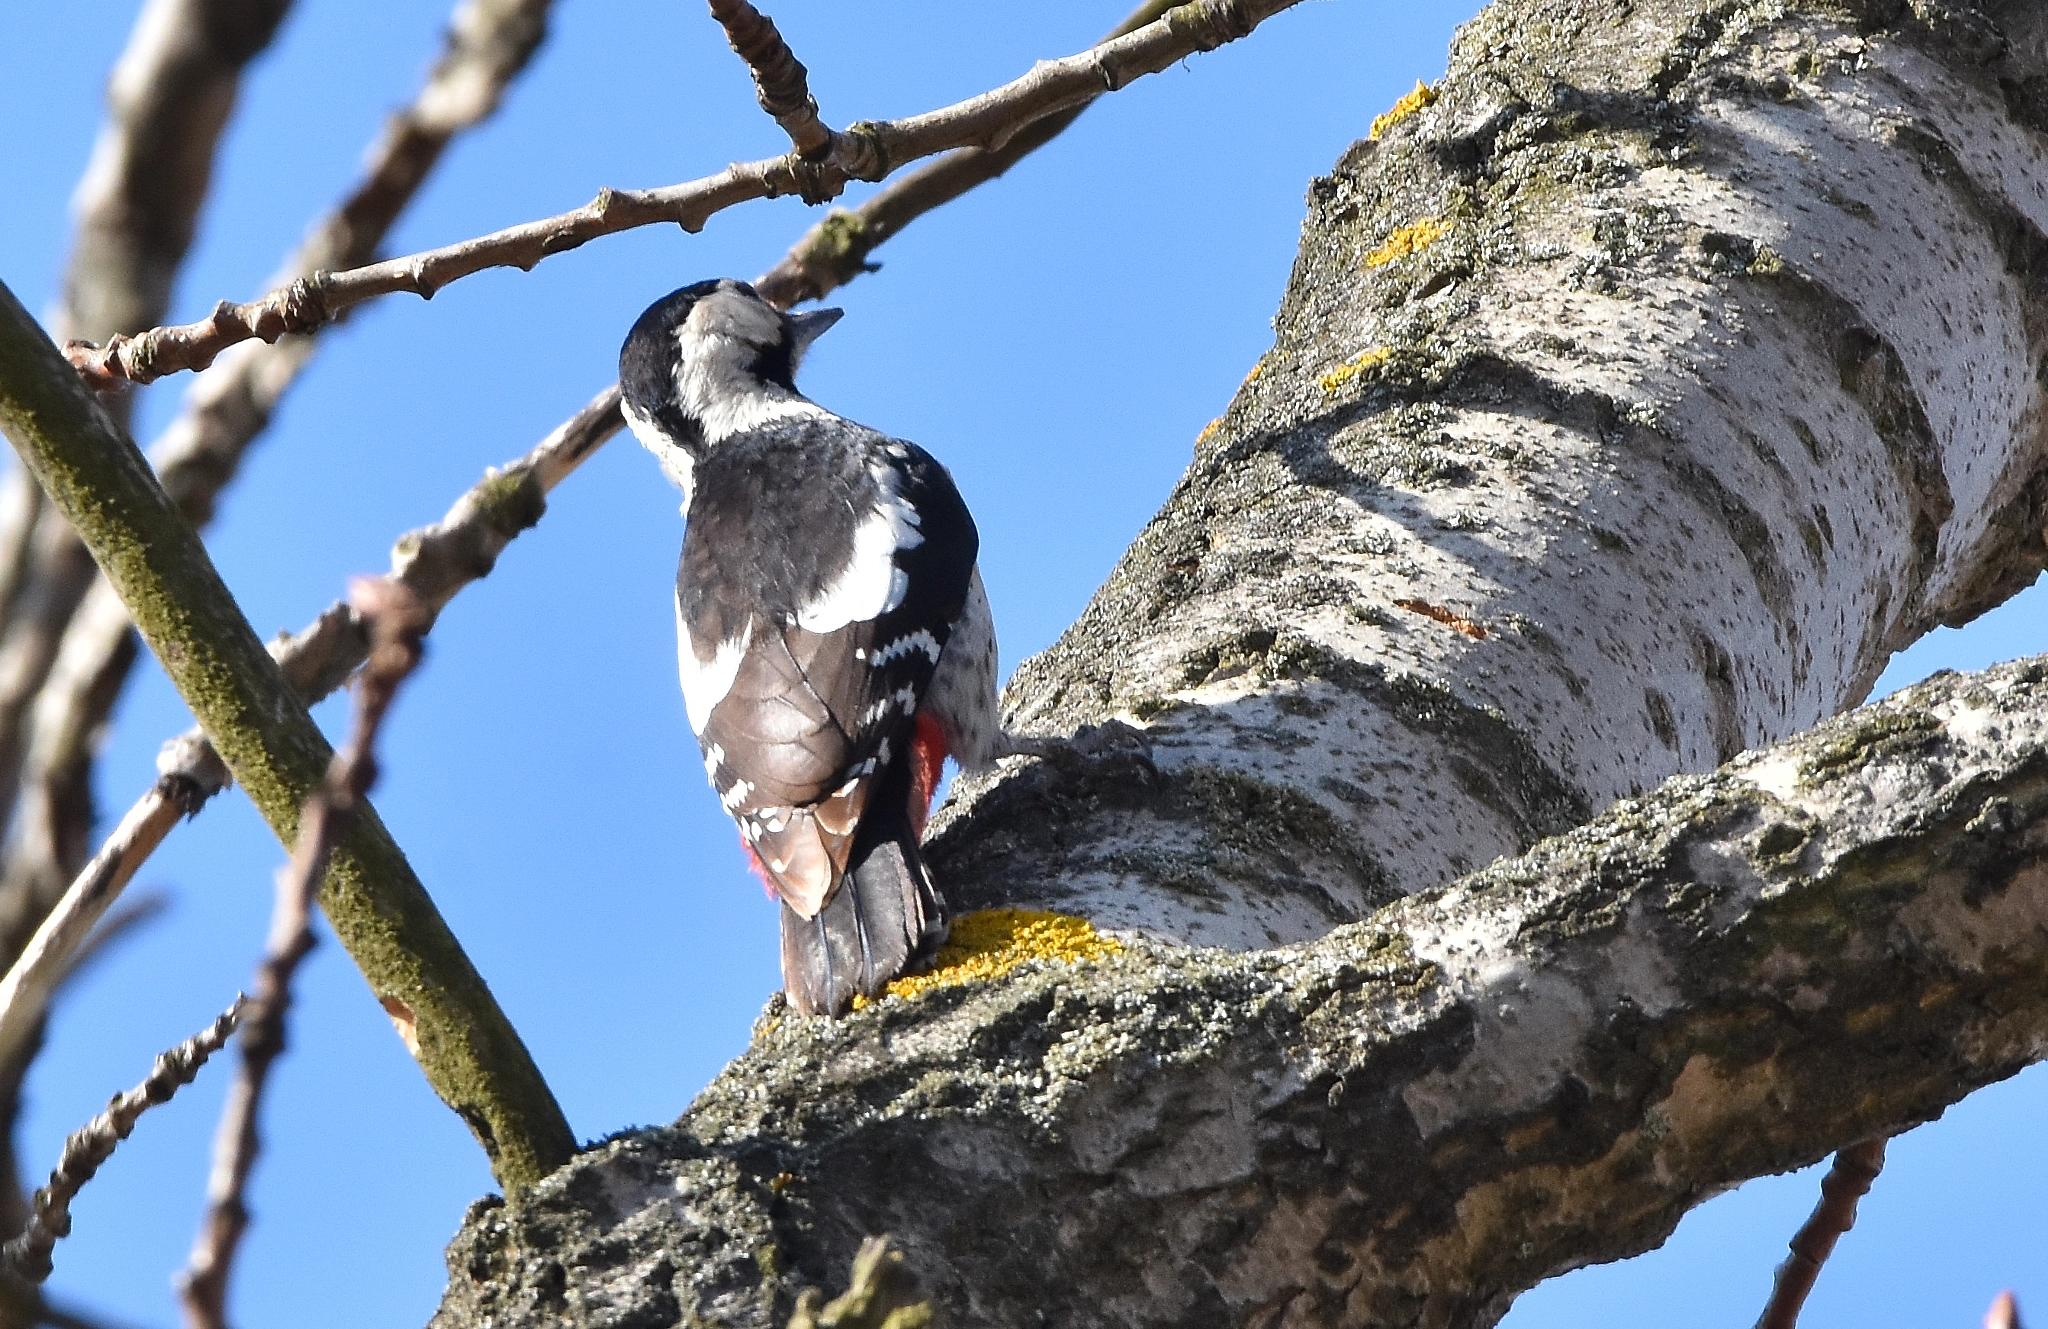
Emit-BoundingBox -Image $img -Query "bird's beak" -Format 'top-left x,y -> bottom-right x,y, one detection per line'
788,307 -> 844,358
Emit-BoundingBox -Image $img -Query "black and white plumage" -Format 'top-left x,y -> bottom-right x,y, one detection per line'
619,279 -> 1012,1016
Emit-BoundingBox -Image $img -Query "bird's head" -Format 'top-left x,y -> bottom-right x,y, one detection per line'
619,280 -> 843,483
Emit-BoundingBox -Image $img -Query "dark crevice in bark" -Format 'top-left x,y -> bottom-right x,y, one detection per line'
436,660 -> 2048,1329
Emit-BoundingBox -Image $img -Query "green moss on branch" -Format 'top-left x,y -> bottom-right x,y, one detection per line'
0,280 -> 574,1188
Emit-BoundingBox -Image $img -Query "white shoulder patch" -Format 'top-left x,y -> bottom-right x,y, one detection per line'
677,599 -> 752,733
795,460 -> 926,634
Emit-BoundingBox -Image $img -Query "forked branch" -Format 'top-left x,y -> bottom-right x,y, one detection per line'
65,0 -> 1294,386
755,0 -> 1181,307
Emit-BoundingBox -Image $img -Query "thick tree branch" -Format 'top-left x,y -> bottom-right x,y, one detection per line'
754,0 -> 1179,308
433,0 -> 2048,1320
0,281 -> 574,1188
65,0 -> 1298,386
179,583 -> 427,1329
1,1000 -> 241,1287
435,656 -> 2048,1326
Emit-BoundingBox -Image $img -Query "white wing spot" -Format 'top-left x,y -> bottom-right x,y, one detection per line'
860,685 -> 920,727
720,778 -> 756,810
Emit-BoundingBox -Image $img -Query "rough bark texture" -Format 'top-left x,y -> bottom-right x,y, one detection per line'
431,0 -> 2048,1324
932,0 -> 2048,946
434,657 -> 2048,1327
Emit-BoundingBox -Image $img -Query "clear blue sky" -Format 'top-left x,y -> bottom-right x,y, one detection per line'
1,1 -> 2042,1325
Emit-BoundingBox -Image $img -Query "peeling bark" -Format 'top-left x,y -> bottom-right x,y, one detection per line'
432,0 -> 2048,1324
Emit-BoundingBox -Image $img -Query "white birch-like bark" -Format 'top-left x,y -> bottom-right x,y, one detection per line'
429,0 -> 2048,1324
932,0 -> 2048,946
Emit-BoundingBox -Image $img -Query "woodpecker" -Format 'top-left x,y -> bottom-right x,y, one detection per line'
619,279 -> 1015,1016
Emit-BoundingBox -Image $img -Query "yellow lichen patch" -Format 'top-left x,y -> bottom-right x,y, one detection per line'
1365,215 -> 1451,268
1197,418 -> 1222,445
1319,346 -> 1392,392
1241,357 -> 1267,388
869,910 -> 1122,1003
1370,81 -> 1437,140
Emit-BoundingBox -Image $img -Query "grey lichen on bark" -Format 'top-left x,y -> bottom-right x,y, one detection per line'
932,0 -> 2048,944
0,281 -> 575,1190
436,656 -> 2048,1326
433,0 -> 2048,1322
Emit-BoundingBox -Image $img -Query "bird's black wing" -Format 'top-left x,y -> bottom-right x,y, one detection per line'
679,427 -> 977,918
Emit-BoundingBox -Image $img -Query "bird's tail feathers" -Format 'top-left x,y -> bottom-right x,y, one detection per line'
780,807 -> 947,1016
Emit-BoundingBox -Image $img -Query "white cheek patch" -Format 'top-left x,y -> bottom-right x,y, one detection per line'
671,327 -> 828,444
796,465 -> 925,634
677,600 -> 751,734
623,399 -> 698,504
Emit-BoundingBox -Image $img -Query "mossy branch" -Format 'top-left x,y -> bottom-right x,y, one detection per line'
0,279 -> 574,1188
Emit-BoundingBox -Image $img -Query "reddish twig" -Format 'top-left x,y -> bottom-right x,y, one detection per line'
0,999 -> 243,1285
65,0 -> 1288,388
176,583 -> 430,1329
1753,1138 -> 1888,1329
707,0 -> 831,160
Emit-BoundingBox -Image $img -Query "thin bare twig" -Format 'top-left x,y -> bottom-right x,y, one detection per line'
0,0 -> 560,977
1753,1138 -> 1888,1329
24,0 -> 1176,976
0,999 -> 243,1285
178,582 -> 429,1329
0,387 -> 621,1084
707,0 -> 831,159
66,0 -> 1292,386
59,0 -> 294,352
755,0 -> 1180,308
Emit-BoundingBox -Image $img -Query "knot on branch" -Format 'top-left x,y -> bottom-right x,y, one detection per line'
834,123 -> 890,183
1180,0 -> 1258,51
269,274 -> 332,337
156,733 -> 233,807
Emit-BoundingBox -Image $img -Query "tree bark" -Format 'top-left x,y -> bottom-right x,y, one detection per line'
432,0 -> 2048,1323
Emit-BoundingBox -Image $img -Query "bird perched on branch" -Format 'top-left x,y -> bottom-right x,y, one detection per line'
620,279 -> 1022,1016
